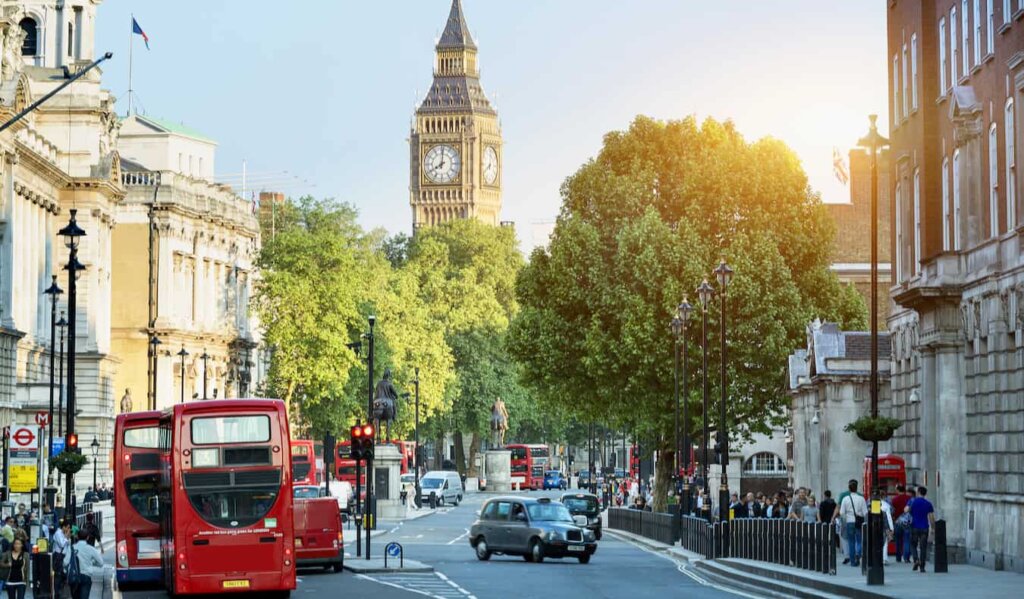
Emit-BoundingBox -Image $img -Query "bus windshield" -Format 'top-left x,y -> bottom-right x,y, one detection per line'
191,415 -> 270,445
124,474 -> 160,523
188,488 -> 280,528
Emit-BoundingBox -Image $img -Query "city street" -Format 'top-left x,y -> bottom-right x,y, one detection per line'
111,490 -> 746,599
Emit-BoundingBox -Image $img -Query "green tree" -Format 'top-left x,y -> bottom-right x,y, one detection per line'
509,116 -> 865,511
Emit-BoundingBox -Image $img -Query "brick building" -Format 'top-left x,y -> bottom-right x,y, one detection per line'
886,0 -> 1024,571
826,148 -> 892,325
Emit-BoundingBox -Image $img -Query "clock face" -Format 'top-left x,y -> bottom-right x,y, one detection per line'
423,145 -> 461,184
483,146 -> 499,185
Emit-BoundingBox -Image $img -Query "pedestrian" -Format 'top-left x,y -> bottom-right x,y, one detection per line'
773,491 -> 789,519
753,493 -> 766,518
64,529 -> 103,599
765,496 -> 775,518
910,486 -> 935,573
789,487 -> 808,520
890,485 -> 911,561
880,495 -> 895,564
52,520 -> 72,597
728,492 -> 742,518
0,537 -> 30,599
735,492 -> 752,519
0,518 -> 14,553
838,479 -> 867,567
802,495 -> 819,523
12,505 -> 29,540
82,512 -> 103,553
818,490 -> 837,524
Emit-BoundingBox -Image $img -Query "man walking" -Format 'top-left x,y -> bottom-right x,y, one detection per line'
891,485 -> 912,562
818,490 -> 837,524
838,480 -> 867,567
910,486 -> 935,572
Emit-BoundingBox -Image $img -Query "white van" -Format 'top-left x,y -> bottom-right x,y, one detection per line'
419,471 -> 463,506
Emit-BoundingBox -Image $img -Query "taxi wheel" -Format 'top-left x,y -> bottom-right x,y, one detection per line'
578,554 -> 591,564
529,539 -> 545,563
475,538 -> 492,561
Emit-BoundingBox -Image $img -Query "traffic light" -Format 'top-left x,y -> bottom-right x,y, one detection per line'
324,433 -> 336,467
360,424 -> 375,461
713,434 -> 725,465
350,425 -> 364,460
68,433 -> 79,453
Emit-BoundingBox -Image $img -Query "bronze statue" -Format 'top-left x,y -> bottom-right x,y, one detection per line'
490,397 -> 509,446
372,368 -> 400,441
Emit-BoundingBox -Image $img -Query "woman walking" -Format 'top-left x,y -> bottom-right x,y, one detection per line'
0,537 -> 30,599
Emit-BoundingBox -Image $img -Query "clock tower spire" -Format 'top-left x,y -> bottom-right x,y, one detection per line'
410,0 -> 502,229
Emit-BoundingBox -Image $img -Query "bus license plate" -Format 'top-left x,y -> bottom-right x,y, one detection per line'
568,545 -> 584,552
222,580 -> 250,589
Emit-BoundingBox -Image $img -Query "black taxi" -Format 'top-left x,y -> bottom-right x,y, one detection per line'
560,492 -> 603,540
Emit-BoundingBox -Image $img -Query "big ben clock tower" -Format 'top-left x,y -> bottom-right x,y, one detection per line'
410,0 -> 502,228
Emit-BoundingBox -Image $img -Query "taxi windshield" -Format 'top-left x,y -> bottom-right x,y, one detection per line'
527,503 -> 573,522
562,496 -> 599,513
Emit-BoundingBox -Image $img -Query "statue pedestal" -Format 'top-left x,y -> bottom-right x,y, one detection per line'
485,450 -> 511,492
372,444 -> 404,519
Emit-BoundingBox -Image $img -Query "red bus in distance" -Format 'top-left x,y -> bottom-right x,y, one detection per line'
159,399 -> 296,595
114,410 -> 164,585
290,439 -> 323,486
507,444 -> 549,490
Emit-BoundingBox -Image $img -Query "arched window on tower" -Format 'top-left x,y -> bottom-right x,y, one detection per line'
19,17 -> 37,56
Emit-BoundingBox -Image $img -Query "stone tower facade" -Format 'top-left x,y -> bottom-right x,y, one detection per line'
410,0 -> 502,228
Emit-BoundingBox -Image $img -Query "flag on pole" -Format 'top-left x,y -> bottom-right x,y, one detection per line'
132,17 -> 150,50
832,147 -> 849,185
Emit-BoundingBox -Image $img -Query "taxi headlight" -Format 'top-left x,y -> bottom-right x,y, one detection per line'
546,530 -> 561,541
584,530 -> 596,541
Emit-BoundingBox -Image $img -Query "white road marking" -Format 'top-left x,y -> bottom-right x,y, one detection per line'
357,572 -> 475,599
446,528 -> 470,545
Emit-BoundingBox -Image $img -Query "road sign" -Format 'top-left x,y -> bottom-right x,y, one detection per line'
386,542 -> 401,557
35,412 -> 49,427
51,438 -> 65,457
11,426 -> 36,449
384,541 -> 404,568
8,426 -> 39,493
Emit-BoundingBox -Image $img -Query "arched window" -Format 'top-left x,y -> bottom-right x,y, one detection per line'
953,149 -> 962,250
942,157 -> 951,250
19,17 -> 37,56
990,123 -> 999,237
743,452 -> 787,476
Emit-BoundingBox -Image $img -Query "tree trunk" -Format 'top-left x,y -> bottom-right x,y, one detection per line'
467,433 -> 481,477
434,432 -> 445,470
652,446 -> 675,514
454,431 -> 467,475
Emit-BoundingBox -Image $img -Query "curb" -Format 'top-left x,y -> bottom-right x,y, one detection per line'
344,559 -> 434,574
695,559 -> 894,599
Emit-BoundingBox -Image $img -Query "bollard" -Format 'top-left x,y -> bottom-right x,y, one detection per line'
429,491 -> 437,510
934,519 -> 948,573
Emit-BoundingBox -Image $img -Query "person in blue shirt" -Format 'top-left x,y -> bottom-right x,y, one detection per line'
909,485 -> 935,573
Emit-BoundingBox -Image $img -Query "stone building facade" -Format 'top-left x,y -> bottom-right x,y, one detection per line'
887,0 -> 1024,571
788,321 -> 892,500
113,115 -> 264,411
0,0 -> 123,497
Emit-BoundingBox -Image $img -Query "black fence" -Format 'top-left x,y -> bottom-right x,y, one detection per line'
608,509 -> 837,575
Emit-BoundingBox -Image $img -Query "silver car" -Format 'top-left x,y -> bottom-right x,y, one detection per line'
469,497 -> 597,564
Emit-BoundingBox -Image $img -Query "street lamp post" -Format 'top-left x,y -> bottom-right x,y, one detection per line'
43,275 -> 63,468
57,313 -> 67,437
365,315 -> 376,560
414,367 -> 421,507
677,300 -> 693,516
177,346 -> 189,403
59,209 -> 86,516
858,114 -> 889,586
90,436 -> 99,492
149,336 -> 162,409
200,349 -> 210,399
671,316 -> 682,500
714,260 -> 733,524
696,279 -> 714,522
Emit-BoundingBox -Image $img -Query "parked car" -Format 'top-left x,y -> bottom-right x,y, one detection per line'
419,470 -> 464,506
560,492 -> 603,540
469,497 -> 597,564
543,470 -> 567,490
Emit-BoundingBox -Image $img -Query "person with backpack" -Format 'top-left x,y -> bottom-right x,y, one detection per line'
838,479 -> 867,567
64,529 -> 103,599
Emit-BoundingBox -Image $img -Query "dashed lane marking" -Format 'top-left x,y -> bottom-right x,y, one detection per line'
357,572 -> 476,599
446,528 -> 470,545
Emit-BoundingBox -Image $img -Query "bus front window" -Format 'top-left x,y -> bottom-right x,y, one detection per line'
187,488 -> 280,528
124,474 -> 161,524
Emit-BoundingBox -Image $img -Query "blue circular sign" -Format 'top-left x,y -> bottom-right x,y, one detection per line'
386,542 -> 401,557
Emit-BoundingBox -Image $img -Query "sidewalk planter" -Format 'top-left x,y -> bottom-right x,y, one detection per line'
843,415 -> 902,442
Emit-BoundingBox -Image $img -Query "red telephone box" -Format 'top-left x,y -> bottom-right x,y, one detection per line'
863,453 -> 906,499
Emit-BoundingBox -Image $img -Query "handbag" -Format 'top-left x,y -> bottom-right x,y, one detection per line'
844,495 -> 865,528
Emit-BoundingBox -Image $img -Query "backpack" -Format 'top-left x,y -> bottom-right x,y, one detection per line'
67,545 -> 87,586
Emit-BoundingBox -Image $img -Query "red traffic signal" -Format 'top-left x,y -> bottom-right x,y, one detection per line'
362,424 -> 374,438
351,425 -> 362,438
68,433 -> 79,452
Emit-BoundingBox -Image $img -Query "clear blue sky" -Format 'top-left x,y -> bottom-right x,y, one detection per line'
96,1 -> 888,247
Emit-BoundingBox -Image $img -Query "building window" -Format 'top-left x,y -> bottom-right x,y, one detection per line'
1008,99 -> 1017,230
893,55 -> 901,124
939,18 -> 948,94
914,168 -> 921,273
951,6 -> 959,82
962,0 -> 970,76
987,0 -> 995,55
178,153 -> 183,172
954,150 -> 962,250
943,157 -> 952,250
911,34 -> 919,110
972,0 -> 981,65
896,181 -> 904,280
19,18 -> 37,56
902,44 -> 910,118
1005,0 -> 1012,25
743,452 -> 787,475
68,23 -> 74,58
991,123 -> 1000,236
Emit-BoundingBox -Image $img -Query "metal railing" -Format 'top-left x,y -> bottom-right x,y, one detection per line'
607,508 -> 677,545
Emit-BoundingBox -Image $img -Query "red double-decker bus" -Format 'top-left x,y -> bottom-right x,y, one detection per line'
334,441 -> 366,488
159,399 -> 296,596
507,444 -> 549,489
290,440 -> 324,486
114,410 -> 164,585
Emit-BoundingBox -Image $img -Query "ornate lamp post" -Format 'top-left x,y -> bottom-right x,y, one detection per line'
713,260 -> 733,523
57,313 -> 67,437
200,349 -> 210,399
149,336 -> 162,409
43,275 -> 63,463
858,114 -> 889,586
696,279 -> 714,522
676,299 -> 693,515
90,436 -> 100,492
177,346 -> 189,403
59,209 -> 86,515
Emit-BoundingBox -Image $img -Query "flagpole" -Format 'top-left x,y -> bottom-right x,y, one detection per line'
127,14 -> 134,116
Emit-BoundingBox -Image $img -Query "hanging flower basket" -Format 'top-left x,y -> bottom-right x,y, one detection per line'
50,450 -> 88,475
843,415 -> 902,442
